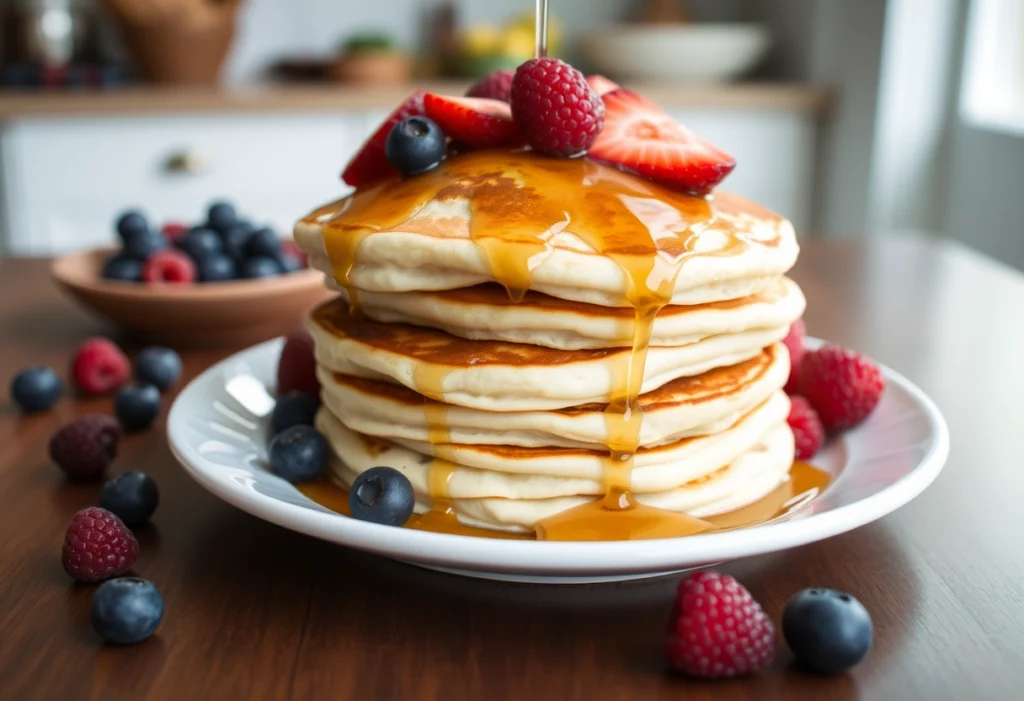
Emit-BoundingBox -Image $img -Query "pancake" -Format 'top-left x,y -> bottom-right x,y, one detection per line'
308,298 -> 791,412
294,151 -> 799,308
317,342 -> 790,449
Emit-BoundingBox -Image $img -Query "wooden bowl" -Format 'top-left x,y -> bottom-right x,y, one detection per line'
52,249 -> 335,347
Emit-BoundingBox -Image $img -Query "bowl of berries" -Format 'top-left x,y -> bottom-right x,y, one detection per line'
51,202 -> 333,347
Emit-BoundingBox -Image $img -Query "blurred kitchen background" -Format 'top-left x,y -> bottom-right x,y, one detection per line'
0,0 -> 1020,268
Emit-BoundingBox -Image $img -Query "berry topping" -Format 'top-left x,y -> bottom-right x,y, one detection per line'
244,227 -> 282,259
385,116 -> 447,176
511,57 -> 605,157
788,395 -> 824,460
10,366 -> 62,412
176,227 -> 222,263
206,200 -> 237,231
114,383 -> 161,432
100,471 -> 160,526
466,68 -> 514,102
141,249 -> 196,284
115,210 -> 148,242
798,346 -> 885,431
589,89 -> 736,195
101,255 -> 143,282
277,330 -> 320,397
664,571 -> 776,678
268,425 -> 329,483
349,466 -> 415,526
783,588 -> 873,673
271,391 -> 321,435
92,578 -> 164,644
342,90 -> 427,187
423,94 -> 520,149
585,74 -> 620,96
50,415 -> 120,480
71,337 -> 129,395
135,346 -> 182,392
62,507 -> 138,582
782,319 -> 806,393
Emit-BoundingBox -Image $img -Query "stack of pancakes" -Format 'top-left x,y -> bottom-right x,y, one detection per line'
294,151 -> 804,535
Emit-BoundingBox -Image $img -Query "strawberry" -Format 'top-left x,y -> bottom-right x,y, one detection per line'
341,91 -> 426,187
586,74 -> 620,96
588,89 -> 736,195
422,94 -> 521,149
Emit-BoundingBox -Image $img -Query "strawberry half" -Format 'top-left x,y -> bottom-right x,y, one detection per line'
588,89 -> 736,195
423,94 -> 521,149
586,74 -> 620,96
341,90 -> 426,187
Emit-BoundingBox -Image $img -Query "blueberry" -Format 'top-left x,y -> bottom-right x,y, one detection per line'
385,117 -> 446,176
177,227 -> 222,262
115,210 -> 149,242
349,466 -> 415,526
91,578 -> 164,644
10,366 -> 62,412
134,346 -> 182,391
240,256 -> 282,279
783,588 -> 873,673
114,383 -> 161,431
271,391 -> 320,435
244,227 -> 281,258
206,200 -> 237,231
268,425 -> 328,482
220,224 -> 253,261
99,471 -> 159,526
275,251 -> 302,274
101,255 -> 143,282
197,253 -> 238,282
122,231 -> 167,262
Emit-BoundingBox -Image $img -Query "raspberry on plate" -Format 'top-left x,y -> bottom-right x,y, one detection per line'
342,90 -> 427,187
277,330 -> 320,397
423,94 -> 521,149
788,395 -> 824,460
49,414 -> 120,480
798,346 -> 885,431
62,507 -> 139,583
782,318 -> 806,394
142,249 -> 196,284
71,337 -> 130,395
510,57 -> 605,157
466,69 -> 514,102
665,571 -> 776,679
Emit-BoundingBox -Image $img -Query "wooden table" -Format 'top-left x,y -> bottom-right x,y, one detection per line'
1,237 -> 1022,701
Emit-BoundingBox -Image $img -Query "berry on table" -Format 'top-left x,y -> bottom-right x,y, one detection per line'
268,425 -> 329,483
101,255 -> 143,282
142,249 -> 196,284
207,200 -> 237,231
271,391 -> 320,435
91,577 -> 164,644
342,90 -> 427,187
100,471 -> 159,526
466,68 -> 514,102
115,210 -> 148,242
349,466 -> 415,526
71,337 -> 130,395
277,330 -> 320,397
10,366 -> 62,412
62,507 -> 139,582
240,256 -> 282,279
244,227 -> 282,259
510,57 -> 605,157
385,116 -> 447,176
134,346 -> 182,391
50,415 -> 120,480
788,395 -> 824,460
177,227 -> 222,263
798,346 -> 885,431
114,383 -> 161,431
664,571 -> 776,679
782,319 -> 806,393
782,588 -> 873,673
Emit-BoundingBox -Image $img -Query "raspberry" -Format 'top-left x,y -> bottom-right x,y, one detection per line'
142,249 -> 196,284
71,337 -> 130,395
62,507 -> 139,583
510,57 -> 605,157
49,414 -> 120,480
161,221 -> 189,244
466,69 -> 514,102
798,346 -> 885,431
788,395 -> 824,460
665,571 -> 776,679
277,330 -> 320,397
782,319 -> 805,393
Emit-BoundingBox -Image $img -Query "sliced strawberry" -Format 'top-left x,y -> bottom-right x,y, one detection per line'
423,94 -> 521,149
588,89 -> 736,195
341,90 -> 426,187
586,74 -> 620,96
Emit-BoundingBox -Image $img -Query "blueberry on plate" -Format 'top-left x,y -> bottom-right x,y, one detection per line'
115,210 -> 149,242
268,425 -> 328,482
100,471 -> 159,526
240,256 -> 282,279
10,366 -> 62,412
271,391 -> 320,435
220,224 -> 253,261
114,383 -> 161,431
177,227 -> 222,262
92,578 -> 164,644
782,588 -> 873,673
197,253 -> 238,282
349,466 -> 415,526
122,230 -> 167,262
134,346 -> 182,391
101,255 -> 143,282
385,116 -> 446,176
244,227 -> 281,258
206,200 -> 237,231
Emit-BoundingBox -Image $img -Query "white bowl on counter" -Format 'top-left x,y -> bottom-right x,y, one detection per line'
579,24 -> 771,83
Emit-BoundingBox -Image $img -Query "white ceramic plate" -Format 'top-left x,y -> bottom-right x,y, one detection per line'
168,338 -> 949,584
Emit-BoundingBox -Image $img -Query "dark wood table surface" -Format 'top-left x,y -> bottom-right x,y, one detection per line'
1,236 -> 1023,701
